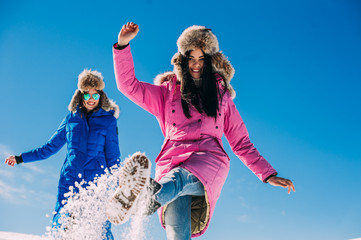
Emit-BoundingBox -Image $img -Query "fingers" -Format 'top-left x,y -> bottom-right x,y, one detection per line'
5,159 -> 14,166
290,181 -> 296,193
4,155 -> 16,167
127,22 -> 138,29
277,181 -> 288,188
287,184 -> 295,194
269,176 -> 295,194
118,22 -> 139,46
285,179 -> 295,194
121,22 -> 138,33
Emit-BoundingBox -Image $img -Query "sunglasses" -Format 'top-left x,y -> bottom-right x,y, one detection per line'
83,93 -> 100,101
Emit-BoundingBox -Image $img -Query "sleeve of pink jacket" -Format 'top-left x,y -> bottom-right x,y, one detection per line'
113,44 -> 166,117
223,94 -> 277,182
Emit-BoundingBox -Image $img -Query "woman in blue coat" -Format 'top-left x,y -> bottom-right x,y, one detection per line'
5,69 -> 121,239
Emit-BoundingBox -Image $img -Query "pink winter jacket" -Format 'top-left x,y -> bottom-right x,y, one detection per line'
113,45 -> 277,237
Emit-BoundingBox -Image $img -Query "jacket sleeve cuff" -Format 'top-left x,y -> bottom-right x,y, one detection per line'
113,42 -> 129,50
15,155 -> 24,164
264,172 -> 277,183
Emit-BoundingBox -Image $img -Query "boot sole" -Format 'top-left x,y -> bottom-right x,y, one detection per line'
106,152 -> 150,224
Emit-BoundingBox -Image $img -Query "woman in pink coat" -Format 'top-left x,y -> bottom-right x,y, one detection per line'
113,22 -> 295,239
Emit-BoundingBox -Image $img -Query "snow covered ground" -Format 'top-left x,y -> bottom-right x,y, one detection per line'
0,232 -> 45,240
1,231 -> 360,240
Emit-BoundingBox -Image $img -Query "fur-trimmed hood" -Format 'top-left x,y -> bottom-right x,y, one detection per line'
67,69 -> 120,118
166,25 -> 236,98
68,89 -> 120,119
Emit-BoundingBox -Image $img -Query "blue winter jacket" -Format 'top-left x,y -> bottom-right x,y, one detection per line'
21,107 -> 121,207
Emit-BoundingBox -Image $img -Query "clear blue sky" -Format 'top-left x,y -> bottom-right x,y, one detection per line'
1,0 -> 360,239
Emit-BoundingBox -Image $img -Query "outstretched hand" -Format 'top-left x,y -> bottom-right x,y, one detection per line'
267,176 -> 295,194
118,22 -> 139,46
5,155 -> 16,167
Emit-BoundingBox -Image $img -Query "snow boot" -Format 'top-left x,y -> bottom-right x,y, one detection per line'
106,152 -> 150,224
148,178 -> 162,196
143,178 -> 162,216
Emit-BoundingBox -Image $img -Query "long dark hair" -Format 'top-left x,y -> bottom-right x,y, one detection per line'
180,50 -> 226,119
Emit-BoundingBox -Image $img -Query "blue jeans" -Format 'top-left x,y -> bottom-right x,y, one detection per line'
155,167 -> 205,240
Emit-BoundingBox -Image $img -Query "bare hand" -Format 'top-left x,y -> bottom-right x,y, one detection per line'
5,155 -> 16,167
118,22 -> 139,46
268,176 -> 295,194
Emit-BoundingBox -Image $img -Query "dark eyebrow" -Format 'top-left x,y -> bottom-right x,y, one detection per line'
189,55 -> 204,59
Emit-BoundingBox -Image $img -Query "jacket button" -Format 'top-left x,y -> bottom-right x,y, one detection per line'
219,113 -> 221,116
172,109 -> 175,113
216,126 -> 218,129
198,119 -> 201,122
173,123 -> 176,126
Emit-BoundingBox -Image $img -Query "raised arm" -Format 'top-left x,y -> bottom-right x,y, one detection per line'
113,22 -> 167,117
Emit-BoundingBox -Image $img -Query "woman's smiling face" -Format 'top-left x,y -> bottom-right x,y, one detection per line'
188,48 -> 204,79
83,88 -> 100,112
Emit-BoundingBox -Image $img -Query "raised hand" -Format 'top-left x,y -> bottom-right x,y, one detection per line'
118,22 -> 139,46
5,155 -> 16,167
267,176 -> 295,194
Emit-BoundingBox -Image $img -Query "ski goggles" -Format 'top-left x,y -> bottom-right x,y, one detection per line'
83,93 -> 100,101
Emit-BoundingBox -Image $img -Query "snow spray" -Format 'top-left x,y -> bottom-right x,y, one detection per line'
45,159 -> 153,240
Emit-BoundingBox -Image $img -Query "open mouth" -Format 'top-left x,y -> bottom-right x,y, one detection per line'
87,102 -> 96,106
190,68 -> 202,77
